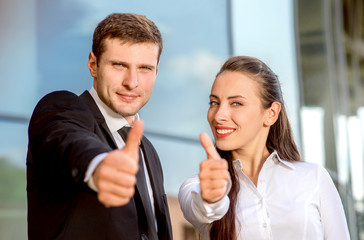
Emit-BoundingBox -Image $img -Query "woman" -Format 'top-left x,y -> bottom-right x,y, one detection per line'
178,56 -> 350,240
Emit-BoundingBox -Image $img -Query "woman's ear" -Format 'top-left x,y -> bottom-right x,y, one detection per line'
264,102 -> 281,127
88,52 -> 97,78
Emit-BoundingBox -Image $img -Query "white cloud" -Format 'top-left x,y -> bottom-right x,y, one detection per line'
165,50 -> 224,87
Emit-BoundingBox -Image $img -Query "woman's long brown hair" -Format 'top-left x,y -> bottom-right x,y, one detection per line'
209,56 -> 301,240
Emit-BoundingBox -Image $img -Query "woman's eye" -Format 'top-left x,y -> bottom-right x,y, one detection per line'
209,101 -> 218,106
232,102 -> 242,106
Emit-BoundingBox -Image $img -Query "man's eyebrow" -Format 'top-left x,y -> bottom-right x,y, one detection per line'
109,60 -> 128,65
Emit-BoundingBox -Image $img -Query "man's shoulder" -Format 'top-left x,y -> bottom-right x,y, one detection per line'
35,90 -> 90,108
40,90 -> 79,101
29,90 -> 97,133
31,90 -> 92,118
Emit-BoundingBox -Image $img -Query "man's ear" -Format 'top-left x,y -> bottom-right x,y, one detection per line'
264,101 -> 281,127
88,52 -> 97,78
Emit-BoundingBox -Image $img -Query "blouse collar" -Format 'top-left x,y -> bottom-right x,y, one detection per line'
232,150 -> 296,171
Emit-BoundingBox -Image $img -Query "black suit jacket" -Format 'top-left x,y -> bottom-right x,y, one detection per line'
26,90 -> 172,240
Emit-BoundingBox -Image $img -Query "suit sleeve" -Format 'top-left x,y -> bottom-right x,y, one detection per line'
27,91 -> 112,184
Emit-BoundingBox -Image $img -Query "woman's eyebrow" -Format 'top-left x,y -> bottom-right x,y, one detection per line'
227,95 -> 246,100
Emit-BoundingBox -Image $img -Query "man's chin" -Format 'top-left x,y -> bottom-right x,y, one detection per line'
110,102 -> 143,117
113,107 -> 138,117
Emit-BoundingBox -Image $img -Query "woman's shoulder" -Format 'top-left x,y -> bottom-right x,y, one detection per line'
273,151 -> 331,177
292,160 -> 320,169
274,151 -> 322,173
286,159 -> 332,181
292,160 -> 327,170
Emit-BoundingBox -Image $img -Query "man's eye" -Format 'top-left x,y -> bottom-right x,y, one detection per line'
141,66 -> 152,71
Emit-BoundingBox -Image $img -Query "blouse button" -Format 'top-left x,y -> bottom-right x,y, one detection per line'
262,223 -> 267,228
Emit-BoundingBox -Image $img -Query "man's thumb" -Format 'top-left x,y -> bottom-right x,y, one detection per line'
123,119 -> 144,159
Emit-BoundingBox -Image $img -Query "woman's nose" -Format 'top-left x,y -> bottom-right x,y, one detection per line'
214,106 -> 229,122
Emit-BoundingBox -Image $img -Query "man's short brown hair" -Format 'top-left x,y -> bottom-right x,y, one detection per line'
92,13 -> 163,63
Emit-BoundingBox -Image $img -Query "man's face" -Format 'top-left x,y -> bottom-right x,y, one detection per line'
88,38 -> 159,124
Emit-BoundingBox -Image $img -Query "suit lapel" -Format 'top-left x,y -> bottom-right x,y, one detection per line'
140,137 -> 163,200
135,158 -> 153,211
136,137 -> 158,239
140,137 -> 171,239
79,91 -> 118,149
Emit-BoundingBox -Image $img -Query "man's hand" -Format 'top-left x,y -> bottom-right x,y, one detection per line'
199,132 -> 230,203
93,120 -> 144,207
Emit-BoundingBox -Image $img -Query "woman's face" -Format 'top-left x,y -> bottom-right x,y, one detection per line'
207,70 -> 270,152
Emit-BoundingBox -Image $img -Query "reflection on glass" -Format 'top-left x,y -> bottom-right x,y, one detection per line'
0,123 -> 27,239
0,0 -> 230,239
301,107 -> 325,165
336,115 -> 350,185
351,110 -> 364,203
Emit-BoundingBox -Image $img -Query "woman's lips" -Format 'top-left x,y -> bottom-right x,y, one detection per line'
215,127 -> 235,138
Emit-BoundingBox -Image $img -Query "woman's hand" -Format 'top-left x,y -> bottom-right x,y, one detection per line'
199,133 -> 231,203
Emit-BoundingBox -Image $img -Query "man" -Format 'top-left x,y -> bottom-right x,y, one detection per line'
26,13 -> 172,240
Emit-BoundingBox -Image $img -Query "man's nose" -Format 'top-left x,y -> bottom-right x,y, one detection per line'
122,69 -> 138,89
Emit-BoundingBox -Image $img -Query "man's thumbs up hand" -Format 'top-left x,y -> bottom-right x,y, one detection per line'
94,120 -> 144,207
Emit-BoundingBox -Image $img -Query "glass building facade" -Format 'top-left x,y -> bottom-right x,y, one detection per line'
0,0 -> 362,239
296,0 -> 364,239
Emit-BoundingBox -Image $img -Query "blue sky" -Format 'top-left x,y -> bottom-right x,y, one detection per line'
0,0 -> 299,195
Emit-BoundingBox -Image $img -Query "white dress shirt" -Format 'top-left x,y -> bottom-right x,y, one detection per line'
83,88 -> 156,225
178,151 -> 350,240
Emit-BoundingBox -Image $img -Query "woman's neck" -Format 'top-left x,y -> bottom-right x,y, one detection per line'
232,146 -> 270,186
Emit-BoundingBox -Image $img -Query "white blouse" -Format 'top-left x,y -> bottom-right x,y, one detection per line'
178,151 -> 350,240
